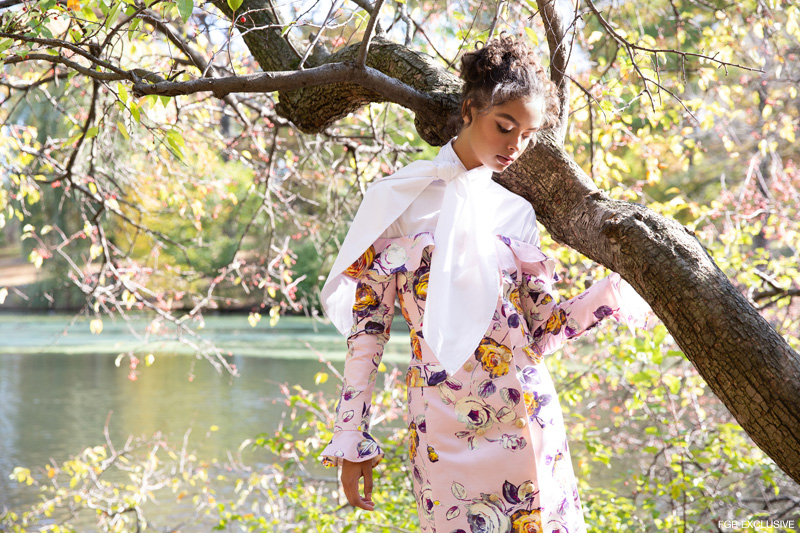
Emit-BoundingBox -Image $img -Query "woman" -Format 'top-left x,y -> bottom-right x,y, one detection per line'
319,34 -> 650,533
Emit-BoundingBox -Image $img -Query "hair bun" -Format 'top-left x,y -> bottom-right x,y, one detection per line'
458,33 -> 559,129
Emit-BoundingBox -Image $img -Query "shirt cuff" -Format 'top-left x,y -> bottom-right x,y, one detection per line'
320,430 -> 384,468
610,272 -> 655,333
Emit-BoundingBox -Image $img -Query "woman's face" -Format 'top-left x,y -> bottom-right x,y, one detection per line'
454,95 -> 545,172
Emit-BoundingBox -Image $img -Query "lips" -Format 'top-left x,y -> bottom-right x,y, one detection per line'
497,155 -> 513,166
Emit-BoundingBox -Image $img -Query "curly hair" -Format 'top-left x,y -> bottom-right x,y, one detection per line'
459,33 -> 560,130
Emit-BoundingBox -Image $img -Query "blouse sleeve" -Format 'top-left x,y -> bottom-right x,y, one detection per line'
320,263 -> 397,468
520,270 -> 653,357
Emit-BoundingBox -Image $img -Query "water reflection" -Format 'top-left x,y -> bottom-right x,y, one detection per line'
0,313 -> 384,510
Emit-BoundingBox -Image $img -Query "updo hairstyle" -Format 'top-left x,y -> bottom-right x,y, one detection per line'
459,33 -> 560,130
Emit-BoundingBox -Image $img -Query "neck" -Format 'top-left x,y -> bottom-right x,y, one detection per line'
451,133 -> 482,170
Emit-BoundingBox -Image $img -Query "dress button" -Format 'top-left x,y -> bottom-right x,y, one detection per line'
502,352 -> 513,363
476,427 -> 487,436
463,362 -> 475,372
489,493 -> 500,502
515,417 -> 527,428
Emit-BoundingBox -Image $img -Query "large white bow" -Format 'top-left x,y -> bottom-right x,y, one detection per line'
321,140 -> 520,375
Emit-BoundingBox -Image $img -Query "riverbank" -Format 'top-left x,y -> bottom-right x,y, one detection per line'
0,311 -> 412,362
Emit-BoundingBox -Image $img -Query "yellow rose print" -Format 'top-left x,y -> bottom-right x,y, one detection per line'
522,344 -> 543,365
345,245 -> 375,279
408,421 -> 419,460
427,445 -> 439,463
406,366 -> 424,387
510,287 -> 523,314
544,308 -> 566,334
510,508 -> 543,533
474,337 -> 512,378
414,270 -> 429,300
410,329 -> 423,360
397,289 -> 412,323
353,283 -> 379,312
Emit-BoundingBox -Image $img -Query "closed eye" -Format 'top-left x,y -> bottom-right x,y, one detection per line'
497,123 -> 513,134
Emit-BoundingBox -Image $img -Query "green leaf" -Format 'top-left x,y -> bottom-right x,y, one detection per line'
177,0 -> 193,22
130,102 -> 140,123
524,26 -> 539,46
104,1 -> 122,30
85,126 -> 99,139
116,121 -> 129,140
227,0 -> 243,11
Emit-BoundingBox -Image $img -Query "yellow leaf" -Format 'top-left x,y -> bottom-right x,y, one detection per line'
248,312 -> 261,327
0,287 -> 7,304
523,26 -> 539,46
67,0 -> 80,10
210,425 -> 219,432
90,318 -> 103,335
267,286 -> 277,298
314,372 -> 328,385
29,249 -> 43,269
90,244 -> 103,260
145,354 -> 155,367
587,30 -> 603,44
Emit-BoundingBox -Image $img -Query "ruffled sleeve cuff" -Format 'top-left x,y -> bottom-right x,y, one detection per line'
609,272 -> 656,333
320,430 -> 384,468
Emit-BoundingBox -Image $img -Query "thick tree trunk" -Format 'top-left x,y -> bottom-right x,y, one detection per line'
495,137 -> 800,483
211,0 -> 800,484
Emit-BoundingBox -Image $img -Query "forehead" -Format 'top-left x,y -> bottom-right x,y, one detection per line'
490,97 -> 545,129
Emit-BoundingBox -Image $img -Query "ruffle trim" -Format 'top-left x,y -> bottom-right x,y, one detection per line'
608,272 -> 655,332
320,430 -> 383,468
343,231 -> 557,283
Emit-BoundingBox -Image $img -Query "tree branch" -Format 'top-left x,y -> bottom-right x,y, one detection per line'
536,0 -> 571,143
130,61 -> 435,116
356,0 -> 385,67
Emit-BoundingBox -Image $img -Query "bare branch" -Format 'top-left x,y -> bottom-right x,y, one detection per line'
298,0 -> 341,70
536,0 -> 570,142
3,53 -> 129,81
584,0 -> 764,74
0,31 -> 128,76
130,62 -> 435,115
487,0 -> 506,41
356,0 -> 385,67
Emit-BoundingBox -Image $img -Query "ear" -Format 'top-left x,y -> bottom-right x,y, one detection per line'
461,99 -> 474,126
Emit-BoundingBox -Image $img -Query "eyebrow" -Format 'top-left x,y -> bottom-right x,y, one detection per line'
496,112 -> 539,131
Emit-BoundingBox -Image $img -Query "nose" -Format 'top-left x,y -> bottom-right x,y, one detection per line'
508,135 -> 524,153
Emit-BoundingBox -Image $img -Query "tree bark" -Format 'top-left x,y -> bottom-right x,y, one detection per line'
212,0 -> 800,484
495,136 -> 800,484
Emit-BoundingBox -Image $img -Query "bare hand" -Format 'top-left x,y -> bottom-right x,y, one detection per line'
341,458 -> 375,511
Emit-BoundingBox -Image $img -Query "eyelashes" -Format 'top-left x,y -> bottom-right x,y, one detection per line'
496,123 -> 536,140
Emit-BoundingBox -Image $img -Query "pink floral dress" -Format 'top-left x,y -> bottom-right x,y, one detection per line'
321,231 -> 647,533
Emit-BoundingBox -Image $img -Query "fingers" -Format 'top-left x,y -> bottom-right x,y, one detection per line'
362,460 -> 374,504
341,459 -> 375,511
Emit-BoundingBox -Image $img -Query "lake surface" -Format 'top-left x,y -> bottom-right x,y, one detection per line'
0,312 -> 418,513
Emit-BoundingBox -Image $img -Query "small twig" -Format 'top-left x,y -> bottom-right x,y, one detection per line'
487,0 -> 506,41
356,0 -> 385,67
298,0 -> 342,70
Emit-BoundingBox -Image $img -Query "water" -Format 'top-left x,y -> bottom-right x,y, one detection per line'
0,312 -> 413,513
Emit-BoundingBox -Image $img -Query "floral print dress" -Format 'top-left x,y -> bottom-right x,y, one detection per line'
321,231 -> 648,533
